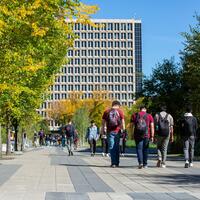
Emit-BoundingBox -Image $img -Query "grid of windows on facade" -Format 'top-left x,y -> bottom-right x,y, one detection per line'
44,20 -> 141,110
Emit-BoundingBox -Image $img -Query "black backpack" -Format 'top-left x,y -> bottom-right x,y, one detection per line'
135,113 -> 148,137
65,124 -> 74,137
157,113 -> 170,137
183,116 -> 195,137
107,109 -> 121,128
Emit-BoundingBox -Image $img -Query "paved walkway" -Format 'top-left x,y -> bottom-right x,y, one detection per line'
0,147 -> 200,200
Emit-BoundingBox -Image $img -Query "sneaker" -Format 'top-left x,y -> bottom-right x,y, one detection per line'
138,164 -> 143,169
189,163 -> 193,167
185,162 -> 189,168
102,153 -> 105,157
111,164 -> 116,168
161,164 -> 166,168
157,160 -> 161,167
70,151 -> 73,156
121,153 -> 125,157
143,165 -> 148,169
106,153 -> 110,157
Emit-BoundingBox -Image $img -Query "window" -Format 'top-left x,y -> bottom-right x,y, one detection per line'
101,41 -> 107,48
114,23 -> 119,30
101,50 -> 106,56
74,76 -> 80,82
88,67 -> 93,74
75,50 -> 80,56
75,67 -> 80,74
114,33 -> 119,39
108,50 -> 113,57
122,76 -> 127,82
128,59 -> 133,65
108,41 -> 113,48
102,59 -> 107,65
115,76 -> 120,82
108,67 -> 113,74
108,33 -> 113,39
115,67 -> 120,73
81,32 -> 86,39
82,85 -> 87,91
128,76 -> 133,82
81,41 -> 87,48
108,59 -> 113,65
115,50 -> 120,57
81,50 -> 86,56
75,58 -> 80,65
95,59 -> 100,65
122,85 -> 127,91
107,23 -> 113,30
128,67 -> 133,73
121,23 -> 126,30
121,50 -> 126,57
68,76 -> 73,82
88,50 -> 93,57
128,85 -> 133,91
102,67 -> 107,74
121,41 -> 126,48
81,67 -> 87,73
121,33 -> 126,39
122,59 -> 127,65
88,33 -> 93,39
95,50 -> 100,56
88,76 -> 93,82
95,41 -> 100,47
81,58 -> 87,65
128,41 -> 133,48
102,76 -> 107,82
75,41 -> 80,48
81,76 -> 87,82
88,41 -> 93,48
128,50 -> 133,56
88,58 -> 93,65
114,41 -> 120,48
68,67 -> 73,74
128,33 -> 133,39
95,33 -> 100,39
108,76 -> 113,82
95,76 -> 100,82
101,33 -> 106,39
95,67 -> 100,73
127,23 -> 132,30
115,59 -> 120,65
121,67 -> 127,74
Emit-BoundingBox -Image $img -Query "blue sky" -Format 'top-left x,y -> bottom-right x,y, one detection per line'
81,0 -> 200,76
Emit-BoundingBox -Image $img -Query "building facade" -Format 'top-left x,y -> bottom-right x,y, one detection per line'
40,19 -> 142,129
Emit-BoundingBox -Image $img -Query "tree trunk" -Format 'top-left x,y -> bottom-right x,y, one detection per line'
0,123 -> 2,158
6,124 -> 11,155
13,123 -> 18,151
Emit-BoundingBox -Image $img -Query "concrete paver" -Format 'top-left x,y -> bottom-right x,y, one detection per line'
0,146 -> 200,200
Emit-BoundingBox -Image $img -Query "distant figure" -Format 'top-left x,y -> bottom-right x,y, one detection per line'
74,130 -> 79,150
120,130 -> 127,156
101,128 -> 109,157
102,100 -> 125,168
65,120 -> 75,156
38,129 -> 44,146
86,120 -> 99,156
33,132 -> 37,148
154,105 -> 174,168
181,105 -> 198,168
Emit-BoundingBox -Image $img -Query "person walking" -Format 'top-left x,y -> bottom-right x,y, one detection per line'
102,100 -> 125,168
130,105 -> 154,169
154,105 -> 174,168
65,120 -> 75,156
86,120 -> 99,156
101,128 -> 109,157
120,130 -> 127,156
181,105 -> 198,168
38,129 -> 44,146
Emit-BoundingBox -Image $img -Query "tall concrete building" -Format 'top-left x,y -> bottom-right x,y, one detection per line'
40,19 -> 142,129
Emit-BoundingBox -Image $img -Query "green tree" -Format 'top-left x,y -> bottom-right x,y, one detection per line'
72,107 -> 90,146
0,0 -> 98,154
181,15 -> 200,119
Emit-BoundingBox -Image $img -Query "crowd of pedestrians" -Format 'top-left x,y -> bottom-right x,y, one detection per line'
32,100 -> 198,169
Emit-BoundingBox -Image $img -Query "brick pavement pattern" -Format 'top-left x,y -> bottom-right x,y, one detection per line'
0,147 -> 200,200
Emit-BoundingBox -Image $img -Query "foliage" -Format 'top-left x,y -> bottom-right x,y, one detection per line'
0,0 -> 98,152
181,15 -> 200,119
72,107 -> 90,146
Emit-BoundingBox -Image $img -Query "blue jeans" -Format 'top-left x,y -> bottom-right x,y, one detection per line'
135,138 -> 149,166
108,132 -> 120,165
